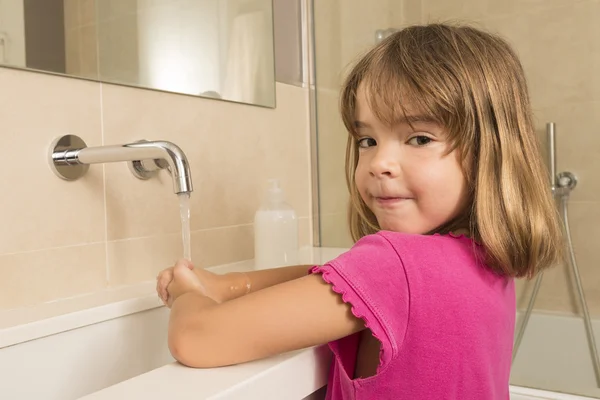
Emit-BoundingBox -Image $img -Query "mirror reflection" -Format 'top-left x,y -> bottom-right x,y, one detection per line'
0,0 -> 276,107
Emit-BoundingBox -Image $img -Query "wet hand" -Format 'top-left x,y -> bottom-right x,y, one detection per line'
166,261 -> 207,307
156,259 -> 194,306
157,259 -> 231,307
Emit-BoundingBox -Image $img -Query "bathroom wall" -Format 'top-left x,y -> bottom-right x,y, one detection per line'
316,0 -> 600,317
0,71 -> 311,310
0,0 -> 310,311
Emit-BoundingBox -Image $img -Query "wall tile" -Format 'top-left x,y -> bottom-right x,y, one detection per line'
316,87 -> 348,219
298,216 -> 313,248
396,0 -> 423,26
321,211 -> 353,248
565,201 -> 600,316
0,244 -> 106,310
0,69 -> 104,255
484,0 -> 590,18
191,224 -> 255,268
107,233 -> 181,286
421,0 -> 485,21
515,2 -> 600,111
340,0 -> 394,66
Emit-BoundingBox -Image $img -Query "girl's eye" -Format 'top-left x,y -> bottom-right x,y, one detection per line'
408,136 -> 432,146
357,137 -> 377,148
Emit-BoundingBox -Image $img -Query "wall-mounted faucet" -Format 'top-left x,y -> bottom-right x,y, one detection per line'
48,134 -> 193,194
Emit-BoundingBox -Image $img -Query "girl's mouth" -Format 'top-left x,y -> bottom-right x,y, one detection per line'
375,197 -> 410,206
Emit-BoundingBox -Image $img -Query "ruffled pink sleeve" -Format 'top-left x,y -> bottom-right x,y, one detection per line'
310,233 -> 410,371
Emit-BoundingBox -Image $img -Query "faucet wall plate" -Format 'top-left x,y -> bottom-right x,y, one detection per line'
48,135 -> 90,180
127,140 -> 167,180
129,159 -> 155,180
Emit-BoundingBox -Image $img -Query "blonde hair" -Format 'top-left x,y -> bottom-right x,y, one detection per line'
340,23 -> 564,278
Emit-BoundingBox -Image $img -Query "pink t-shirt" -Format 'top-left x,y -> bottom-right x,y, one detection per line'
310,231 -> 515,400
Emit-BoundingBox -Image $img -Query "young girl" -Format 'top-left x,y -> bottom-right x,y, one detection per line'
156,23 -> 563,399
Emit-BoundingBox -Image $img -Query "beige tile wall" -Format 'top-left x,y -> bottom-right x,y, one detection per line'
313,0 -> 348,247
0,68 -> 312,310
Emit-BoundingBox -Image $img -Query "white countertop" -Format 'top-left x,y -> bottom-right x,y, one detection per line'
80,345 -> 332,400
0,247 -> 347,400
78,247 -> 345,400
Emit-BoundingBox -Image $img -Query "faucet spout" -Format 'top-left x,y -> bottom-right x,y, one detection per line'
49,135 -> 193,194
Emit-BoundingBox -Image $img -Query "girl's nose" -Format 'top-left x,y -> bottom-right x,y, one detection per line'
369,147 -> 400,178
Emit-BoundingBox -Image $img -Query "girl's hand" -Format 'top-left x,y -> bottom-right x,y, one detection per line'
157,259 -> 239,307
166,261 -> 208,307
156,260 -> 194,305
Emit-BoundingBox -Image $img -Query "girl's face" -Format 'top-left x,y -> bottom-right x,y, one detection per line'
354,86 -> 470,234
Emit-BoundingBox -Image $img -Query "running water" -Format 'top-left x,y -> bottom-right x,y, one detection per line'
178,192 -> 192,262
177,192 -> 207,295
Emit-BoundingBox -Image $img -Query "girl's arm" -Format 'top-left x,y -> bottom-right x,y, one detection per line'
158,264 -> 316,305
168,271 -> 364,368
223,264 -> 316,300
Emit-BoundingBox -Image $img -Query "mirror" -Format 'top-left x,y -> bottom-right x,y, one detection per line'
0,0 -> 276,107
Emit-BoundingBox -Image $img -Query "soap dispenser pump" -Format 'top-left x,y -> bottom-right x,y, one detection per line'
253,179 -> 299,270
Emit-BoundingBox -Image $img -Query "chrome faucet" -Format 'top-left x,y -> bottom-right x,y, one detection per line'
48,134 -> 193,194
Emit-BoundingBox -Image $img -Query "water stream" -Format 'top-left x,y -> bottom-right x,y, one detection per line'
178,192 -> 191,262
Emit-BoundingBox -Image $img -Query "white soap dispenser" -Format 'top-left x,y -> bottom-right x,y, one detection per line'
254,179 -> 299,270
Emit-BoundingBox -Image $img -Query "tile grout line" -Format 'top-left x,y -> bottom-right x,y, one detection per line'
0,241 -> 108,258
0,218 -> 313,258
100,83 -> 110,286
94,0 -> 108,286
